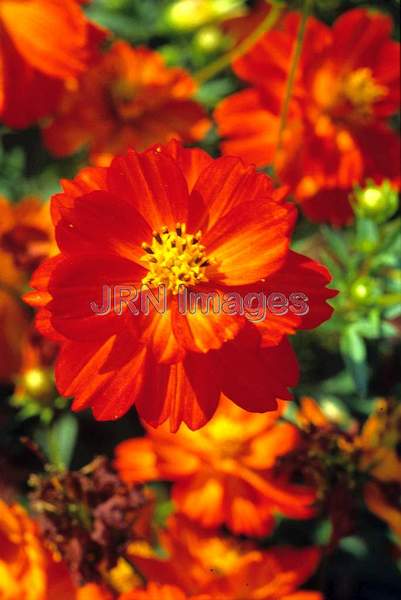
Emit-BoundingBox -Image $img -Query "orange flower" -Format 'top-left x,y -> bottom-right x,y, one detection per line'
359,398 -> 401,483
359,399 -> 401,543
77,585 -> 113,600
130,515 -> 322,599
0,258 -> 29,381
43,41 -> 210,166
0,196 -> 29,381
0,0 -> 105,128
121,583 -> 211,600
0,499 -> 76,599
25,140 -> 335,431
215,9 -> 400,225
0,195 -> 55,381
115,397 -> 315,536
0,196 -> 56,272
0,500 -> 117,599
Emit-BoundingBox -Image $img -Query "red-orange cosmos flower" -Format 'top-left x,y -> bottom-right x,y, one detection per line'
0,195 -> 55,382
130,515 -> 323,599
43,41 -> 210,166
115,398 -> 315,536
359,399 -> 401,543
25,140 -> 336,431
0,0 -> 105,128
121,583 -> 211,600
0,500 -> 109,600
215,9 -> 400,225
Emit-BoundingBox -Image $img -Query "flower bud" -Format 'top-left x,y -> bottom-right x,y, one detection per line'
194,25 -> 225,52
354,181 -> 399,223
350,276 -> 380,305
165,0 -> 243,32
22,367 -> 54,400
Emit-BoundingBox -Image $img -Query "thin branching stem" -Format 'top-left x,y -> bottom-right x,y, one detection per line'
274,0 -> 313,164
194,2 -> 285,84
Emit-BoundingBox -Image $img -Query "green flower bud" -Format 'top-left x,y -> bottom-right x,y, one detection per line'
194,25 -> 225,53
354,181 -> 399,223
165,0 -> 244,32
350,276 -> 381,305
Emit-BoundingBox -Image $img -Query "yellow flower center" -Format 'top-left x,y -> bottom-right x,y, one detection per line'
342,67 -> 387,122
206,415 -> 245,459
141,223 -> 210,294
198,538 -> 242,575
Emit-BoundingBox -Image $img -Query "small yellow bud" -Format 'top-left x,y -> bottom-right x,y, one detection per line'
166,0 -> 244,32
22,368 -> 53,399
166,0 -> 215,31
354,181 -> 399,223
194,25 -> 225,52
350,276 -> 380,305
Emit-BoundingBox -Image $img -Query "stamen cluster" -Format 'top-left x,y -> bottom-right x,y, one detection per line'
141,222 -> 211,294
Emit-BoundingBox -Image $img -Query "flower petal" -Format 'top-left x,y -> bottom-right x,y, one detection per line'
188,153 -> 276,231
1,0 -> 88,79
107,147 -> 190,231
217,328 -> 299,412
47,253 -> 145,341
171,287 -> 243,354
136,352 -> 220,432
162,139 -> 212,193
54,190 -> 151,263
204,200 -> 296,286
57,332 -> 147,419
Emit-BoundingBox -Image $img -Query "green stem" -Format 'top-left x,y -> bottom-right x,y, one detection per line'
194,2 -> 284,84
274,0 -> 313,164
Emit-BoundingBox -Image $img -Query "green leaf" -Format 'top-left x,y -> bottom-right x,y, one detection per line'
340,326 -> 368,397
321,225 -> 350,265
379,218 -> 401,253
320,370 -> 356,395
353,310 -> 380,339
196,78 -> 237,108
355,217 -> 379,253
47,414 -> 78,470
340,536 -> 368,558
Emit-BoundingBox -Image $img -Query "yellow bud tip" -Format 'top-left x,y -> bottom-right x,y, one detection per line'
361,188 -> 383,210
23,368 -> 52,398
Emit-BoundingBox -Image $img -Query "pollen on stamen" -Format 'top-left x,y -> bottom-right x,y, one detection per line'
140,224 -> 213,294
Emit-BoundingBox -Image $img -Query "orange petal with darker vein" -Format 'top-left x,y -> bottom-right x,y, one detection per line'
47,253 -> 145,341
204,199 -> 295,286
136,352 -> 220,432
162,139 -> 213,193
139,300 -> 186,364
171,288 -> 243,354
58,334 -> 147,420
51,166 -> 109,226
53,190 -> 151,263
217,331 -> 299,412
1,0 -> 87,79
215,88 -> 280,168
59,166 -> 108,199
173,475 -> 224,529
188,154 -> 276,232
259,250 -> 337,332
107,148 -> 190,231
0,29 -> 63,128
